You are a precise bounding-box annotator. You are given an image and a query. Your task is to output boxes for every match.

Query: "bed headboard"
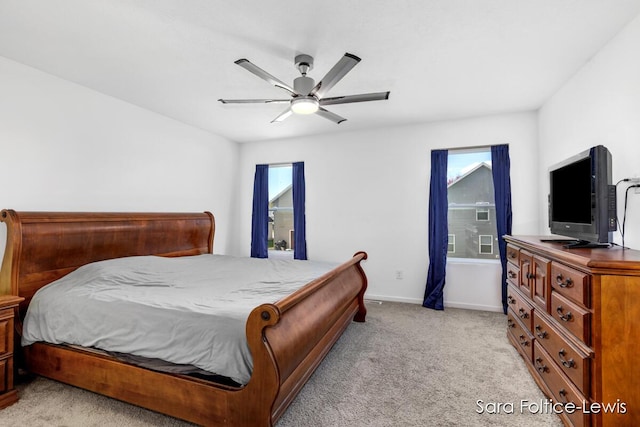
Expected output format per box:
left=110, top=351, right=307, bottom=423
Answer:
left=0, top=210, right=215, bottom=314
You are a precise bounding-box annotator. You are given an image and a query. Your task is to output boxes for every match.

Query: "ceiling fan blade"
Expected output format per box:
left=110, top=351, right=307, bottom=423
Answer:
left=315, top=107, right=346, bottom=124
left=320, top=91, right=390, bottom=106
left=235, top=59, right=296, bottom=96
left=218, top=98, right=290, bottom=104
left=271, top=107, right=294, bottom=123
left=311, top=53, right=361, bottom=99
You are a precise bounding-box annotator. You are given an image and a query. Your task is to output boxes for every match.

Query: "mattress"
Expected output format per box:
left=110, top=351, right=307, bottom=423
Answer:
left=21, top=254, right=338, bottom=385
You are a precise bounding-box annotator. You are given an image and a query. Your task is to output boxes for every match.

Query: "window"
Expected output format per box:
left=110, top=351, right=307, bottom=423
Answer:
left=479, top=235, right=494, bottom=254
left=447, top=148, right=499, bottom=260
left=251, top=162, right=306, bottom=260
left=448, top=234, right=456, bottom=253
left=268, top=164, right=293, bottom=258
left=476, top=208, right=489, bottom=221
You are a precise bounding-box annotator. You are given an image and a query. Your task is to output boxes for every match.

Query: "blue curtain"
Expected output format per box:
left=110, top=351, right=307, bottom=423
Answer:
left=491, top=145, right=513, bottom=314
left=250, top=164, right=269, bottom=258
left=423, top=149, right=448, bottom=310
left=292, top=162, right=307, bottom=260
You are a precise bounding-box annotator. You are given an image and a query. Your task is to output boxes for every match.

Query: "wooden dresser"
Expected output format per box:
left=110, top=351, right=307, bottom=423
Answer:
left=0, top=295, right=23, bottom=409
left=504, top=236, right=640, bottom=427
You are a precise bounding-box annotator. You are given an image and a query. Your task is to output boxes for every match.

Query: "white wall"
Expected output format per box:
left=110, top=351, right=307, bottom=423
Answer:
left=539, top=15, right=640, bottom=249
left=0, top=56, right=239, bottom=260
left=235, top=112, right=538, bottom=311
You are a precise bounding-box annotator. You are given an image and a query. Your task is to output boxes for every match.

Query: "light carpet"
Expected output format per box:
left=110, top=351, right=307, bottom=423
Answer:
left=1, top=301, right=563, bottom=426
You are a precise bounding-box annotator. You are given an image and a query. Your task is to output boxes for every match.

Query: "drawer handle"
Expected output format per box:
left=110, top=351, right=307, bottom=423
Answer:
left=507, top=319, right=515, bottom=328
left=556, top=274, right=574, bottom=288
left=534, top=357, right=548, bottom=373
left=558, top=349, right=576, bottom=369
left=509, top=252, right=517, bottom=259
left=556, top=305, right=573, bottom=322
left=518, top=335, right=529, bottom=347
left=526, top=272, right=535, bottom=280
left=508, top=270, right=517, bottom=279
left=534, top=325, right=548, bottom=339
left=558, top=389, right=569, bottom=403
left=518, top=308, right=529, bottom=319
left=507, top=295, right=516, bottom=305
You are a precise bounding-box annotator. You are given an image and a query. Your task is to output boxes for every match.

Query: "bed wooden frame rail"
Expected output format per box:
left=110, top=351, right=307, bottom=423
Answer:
left=0, top=209, right=368, bottom=426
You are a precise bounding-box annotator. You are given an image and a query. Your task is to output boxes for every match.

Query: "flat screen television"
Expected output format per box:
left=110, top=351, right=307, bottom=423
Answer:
left=547, top=145, right=616, bottom=248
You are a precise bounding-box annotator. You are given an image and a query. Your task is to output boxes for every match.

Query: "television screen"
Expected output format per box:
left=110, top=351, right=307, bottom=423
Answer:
left=550, top=157, right=591, bottom=224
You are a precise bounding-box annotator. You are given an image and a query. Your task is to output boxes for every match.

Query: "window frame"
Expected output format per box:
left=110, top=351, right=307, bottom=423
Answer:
left=476, top=208, right=490, bottom=221
left=479, top=235, right=494, bottom=255
left=446, top=147, right=498, bottom=260
left=267, top=164, right=294, bottom=257
left=447, top=234, right=456, bottom=253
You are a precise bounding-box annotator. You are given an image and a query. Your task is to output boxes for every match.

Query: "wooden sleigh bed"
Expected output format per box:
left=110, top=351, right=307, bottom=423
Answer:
left=0, top=209, right=368, bottom=426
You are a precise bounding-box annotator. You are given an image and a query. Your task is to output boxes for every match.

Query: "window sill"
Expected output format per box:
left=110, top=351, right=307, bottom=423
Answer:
left=446, top=257, right=501, bottom=265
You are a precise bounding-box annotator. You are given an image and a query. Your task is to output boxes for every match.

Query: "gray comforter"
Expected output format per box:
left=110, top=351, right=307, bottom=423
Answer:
left=21, top=254, right=337, bottom=385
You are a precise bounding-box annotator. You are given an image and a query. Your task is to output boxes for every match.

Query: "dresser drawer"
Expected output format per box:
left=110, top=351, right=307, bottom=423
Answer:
left=507, top=285, right=533, bottom=331
left=0, top=358, right=7, bottom=394
left=0, top=296, right=21, bottom=410
left=506, top=262, right=520, bottom=288
left=551, top=292, right=591, bottom=345
left=532, top=255, right=551, bottom=312
left=551, top=263, right=590, bottom=308
left=507, top=310, right=533, bottom=363
left=507, top=244, right=520, bottom=265
left=533, top=311, right=591, bottom=394
left=533, top=342, right=590, bottom=427
left=519, top=251, right=533, bottom=296
left=0, top=317, right=9, bottom=356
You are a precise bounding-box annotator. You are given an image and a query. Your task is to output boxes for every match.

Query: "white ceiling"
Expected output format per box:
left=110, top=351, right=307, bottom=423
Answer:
left=1, top=0, right=639, bottom=143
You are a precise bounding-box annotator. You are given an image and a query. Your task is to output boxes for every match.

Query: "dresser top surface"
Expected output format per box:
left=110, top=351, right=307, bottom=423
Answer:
left=505, top=235, right=640, bottom=273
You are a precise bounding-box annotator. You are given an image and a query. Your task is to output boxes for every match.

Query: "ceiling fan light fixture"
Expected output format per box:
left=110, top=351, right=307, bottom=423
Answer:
left=291, top=96, right=319, bottom=115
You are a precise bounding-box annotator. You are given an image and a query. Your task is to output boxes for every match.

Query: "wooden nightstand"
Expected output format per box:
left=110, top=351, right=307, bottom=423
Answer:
left=0, top=295, right=23, bottom=409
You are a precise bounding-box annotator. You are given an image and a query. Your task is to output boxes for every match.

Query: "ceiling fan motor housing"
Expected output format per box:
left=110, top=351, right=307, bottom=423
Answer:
left=294, top=76, right=315, bottom=95
left=294, top=54, right=315, bottom=95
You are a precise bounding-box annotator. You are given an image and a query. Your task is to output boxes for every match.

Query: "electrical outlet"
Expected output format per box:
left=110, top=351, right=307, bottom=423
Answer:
left=634, top=175, right=640, bottom=193
left=395, top=270, right=403, bottom=280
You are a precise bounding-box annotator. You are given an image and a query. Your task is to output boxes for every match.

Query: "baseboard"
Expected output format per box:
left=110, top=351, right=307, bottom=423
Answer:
left=365, top=294, right=423, bottom=305
left=365, top=294, right=503, bottom=313
left=444, top=300, right=503, bottom=313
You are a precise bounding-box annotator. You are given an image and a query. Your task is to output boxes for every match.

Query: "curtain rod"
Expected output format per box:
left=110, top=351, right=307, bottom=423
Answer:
left=261, top=161, right=300, bottom=166
left=432, top=143, right=509, bottom=152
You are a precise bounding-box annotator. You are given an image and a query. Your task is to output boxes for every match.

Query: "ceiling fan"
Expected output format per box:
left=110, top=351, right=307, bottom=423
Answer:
left=218, top=53, right=390, bottom=124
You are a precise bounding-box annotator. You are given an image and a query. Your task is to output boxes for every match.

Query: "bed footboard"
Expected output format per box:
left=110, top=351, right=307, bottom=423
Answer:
left=236, top=251, right=368, bottom=425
